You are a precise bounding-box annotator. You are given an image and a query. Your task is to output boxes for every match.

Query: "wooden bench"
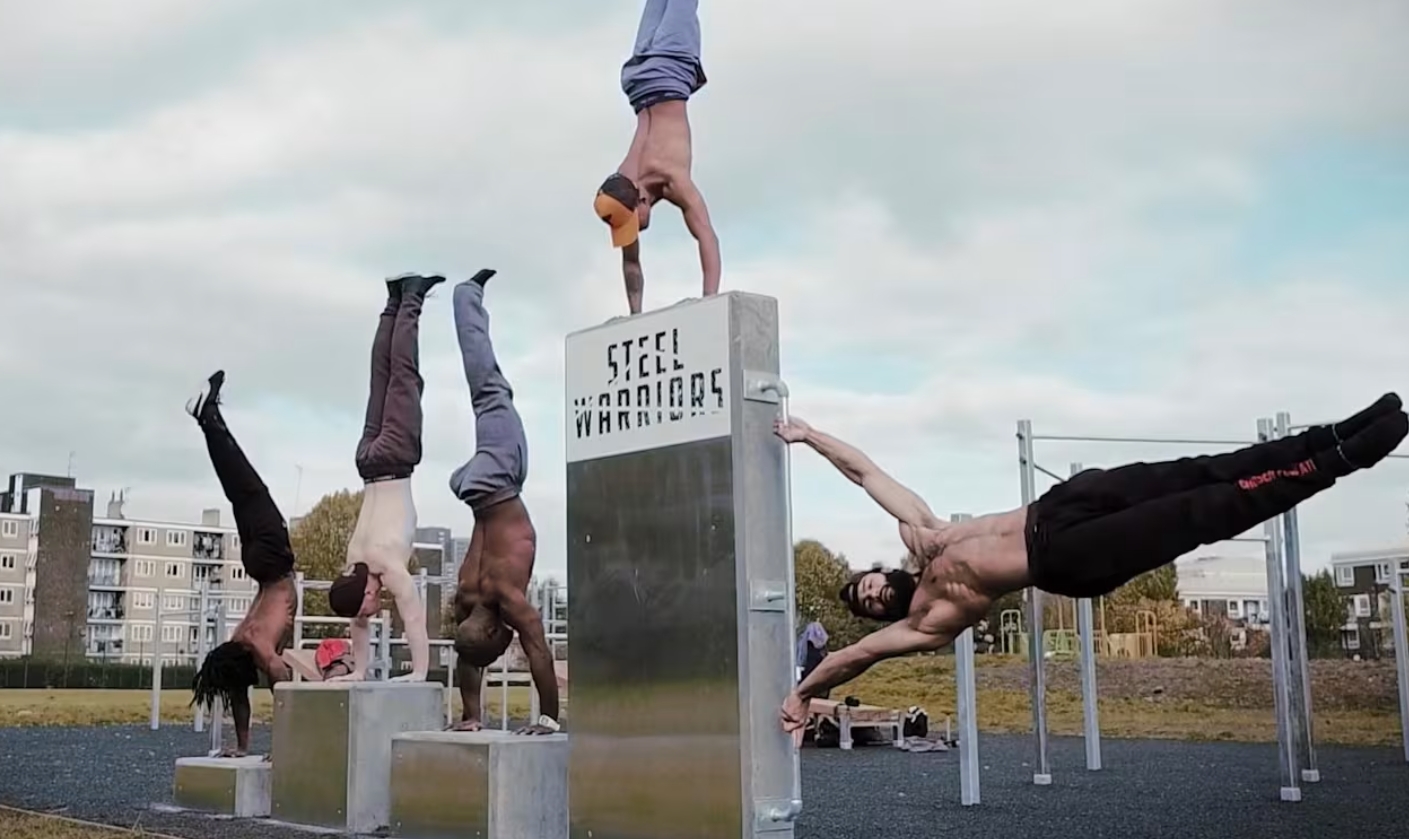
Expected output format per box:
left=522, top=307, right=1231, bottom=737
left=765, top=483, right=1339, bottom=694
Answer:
left=808, top=698, right=903, bottom=750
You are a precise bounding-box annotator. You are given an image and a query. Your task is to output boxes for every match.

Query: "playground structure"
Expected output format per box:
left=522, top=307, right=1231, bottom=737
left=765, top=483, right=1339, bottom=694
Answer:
left=1015, top=411, right=1409, bottom=800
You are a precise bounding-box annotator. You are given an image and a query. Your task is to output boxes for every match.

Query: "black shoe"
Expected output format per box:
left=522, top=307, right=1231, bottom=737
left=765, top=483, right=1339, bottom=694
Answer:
left=185, top=370, right=226, bottom=425
left=1333, top=393, right=1402, bottom=443
left=388, top=273, right=446, bottom=299
left=466, top=268, right=496, bottom=287
left=1333, top=410, right=1407, bottom=474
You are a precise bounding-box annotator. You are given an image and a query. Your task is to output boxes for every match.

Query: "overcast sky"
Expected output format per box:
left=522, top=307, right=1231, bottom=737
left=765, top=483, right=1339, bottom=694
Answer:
left=2, top=0, right=1406, bottom=583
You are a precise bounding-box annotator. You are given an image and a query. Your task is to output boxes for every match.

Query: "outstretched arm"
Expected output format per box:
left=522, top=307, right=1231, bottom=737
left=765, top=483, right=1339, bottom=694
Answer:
left=500, top=591, right=561, bottom=729
left=776, top=417, right=940, bottom=530
left=795, top=619, right=950, bottom=702
left=672, top=179, right=721, bottom=296
left=382, top=567, right=430, bottom=681
left=621, top=241, right=645, bottom=315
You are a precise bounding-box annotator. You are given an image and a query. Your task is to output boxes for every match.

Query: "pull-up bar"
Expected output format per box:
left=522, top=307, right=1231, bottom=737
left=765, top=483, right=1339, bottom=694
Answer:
left=1029, top=433, right=1258, bottom=447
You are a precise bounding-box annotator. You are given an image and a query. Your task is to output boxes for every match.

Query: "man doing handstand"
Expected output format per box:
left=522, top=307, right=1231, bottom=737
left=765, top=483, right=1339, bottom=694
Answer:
left=445, top=269, right=560, bottom=735
left=187, top=370, right=295, bottom=757
left=776, top=394, right=1407, bottom=734
left=594, top=0, right=720, bottom=314
left=327, top=274, right=441, bottom=682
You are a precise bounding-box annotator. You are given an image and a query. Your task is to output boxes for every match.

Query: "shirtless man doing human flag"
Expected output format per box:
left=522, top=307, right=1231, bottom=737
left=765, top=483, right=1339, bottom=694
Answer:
left=776, top=394, right=1407, bottom=735
left=327, top=274, right=439, bottom=682
left=445, top=269, right=560, bottom=735
left=594, top=0, right=720, bottom=314
left=186, top=370, right=295, bottom=757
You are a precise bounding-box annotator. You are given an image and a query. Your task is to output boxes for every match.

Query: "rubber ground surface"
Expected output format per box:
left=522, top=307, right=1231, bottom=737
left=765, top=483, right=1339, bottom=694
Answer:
left=2, top=724, right=1404, bottom=837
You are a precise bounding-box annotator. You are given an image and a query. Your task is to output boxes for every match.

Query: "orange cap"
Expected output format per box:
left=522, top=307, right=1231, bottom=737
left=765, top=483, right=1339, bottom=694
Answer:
left=594, top=174, right=642, bottom=248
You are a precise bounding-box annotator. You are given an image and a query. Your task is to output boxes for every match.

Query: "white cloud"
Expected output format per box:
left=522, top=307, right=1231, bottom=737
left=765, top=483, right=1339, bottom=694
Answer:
left=0, top=0, right=1405, bottom=589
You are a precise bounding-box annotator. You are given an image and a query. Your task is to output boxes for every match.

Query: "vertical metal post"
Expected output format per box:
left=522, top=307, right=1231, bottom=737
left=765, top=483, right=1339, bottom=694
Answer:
left=150, top=610, right=163, bottom=731
left=1390, top=560, right=1409, bottom=764
left=211, top=591, right=226, bottom=755
left=292, top=572, right=306, bottom=682
left=951, top=513, right=980, bottom=805
left=1069, top=462, right=1102, bottom=771
left=378, top=608, right=392, bottom=679
left=1016, top=419, right=1051, bottom=785
left=1275, top=412, right=1318, bottom=782
left=1259, top=418, right=1301, bottom=802
left=194, top=582, right=210, bottom=733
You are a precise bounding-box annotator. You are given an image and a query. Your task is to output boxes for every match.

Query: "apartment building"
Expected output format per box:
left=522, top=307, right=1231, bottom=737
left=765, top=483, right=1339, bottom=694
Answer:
left=1177, top=554, right=1271, bottom=625
left=0, top=470, right=259, bottom=665
left=0, top=510, right=34, bottom=657
left=1330, top=545, right=1408, bottom=657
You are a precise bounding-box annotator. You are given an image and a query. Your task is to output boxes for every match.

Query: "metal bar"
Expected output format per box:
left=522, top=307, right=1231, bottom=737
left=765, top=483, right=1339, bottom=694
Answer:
left=1259, top=417, right=1301, bottom=803
left=1391, top=563, right=1409, bottom=764
left=210, top=583, right=226, bottom=756
left=1070, top=462, right=1102, bottom=772
left=1032, top=462, right=1069, bottom=484
left=951, top=513, right=980, bottom=805
left=292, top=572, right=306, bottom=682
left=1017, top=421, right=1051, bottom=785
left=1030, top=434, right=1257, bottom=446
left=150, top=609, right=163, bottom=731
left=194, top=581, right=209, bottom=734
left=1276, top=412, right=1319, bottom=783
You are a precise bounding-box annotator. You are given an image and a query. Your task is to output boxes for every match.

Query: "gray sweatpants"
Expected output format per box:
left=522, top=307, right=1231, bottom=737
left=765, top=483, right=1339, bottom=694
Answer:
left=447, top=280, right=528, bottom=512
left=620, top=0, right=706, bottom=113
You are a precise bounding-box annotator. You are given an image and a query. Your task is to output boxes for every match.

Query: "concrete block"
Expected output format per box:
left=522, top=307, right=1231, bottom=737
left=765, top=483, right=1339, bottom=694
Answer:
left=173, top=755, right=271, bottom=818
left=389, top=730, right=568, bottom=839
left=270, top=680, right=444, bottom=834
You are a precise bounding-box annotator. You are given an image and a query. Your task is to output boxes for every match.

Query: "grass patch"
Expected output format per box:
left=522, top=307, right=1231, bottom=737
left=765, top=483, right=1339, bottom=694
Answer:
left=0, top=807, right=176, bottom=838
left=0, top=687, right=536, bottom=729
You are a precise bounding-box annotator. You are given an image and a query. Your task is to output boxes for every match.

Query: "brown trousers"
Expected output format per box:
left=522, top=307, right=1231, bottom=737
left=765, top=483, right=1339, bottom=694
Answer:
left=355, top=286, right=429, bottom=481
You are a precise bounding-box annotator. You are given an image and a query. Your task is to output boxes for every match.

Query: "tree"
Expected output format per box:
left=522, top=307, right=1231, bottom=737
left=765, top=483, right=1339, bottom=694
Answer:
left=1114, top=564, right=1179, bottom=604
left=289, top=489, right=364, bottom=636
left=1302, top=569, right=1347, bottom=658
left=793, top=539, right=877, bottom=649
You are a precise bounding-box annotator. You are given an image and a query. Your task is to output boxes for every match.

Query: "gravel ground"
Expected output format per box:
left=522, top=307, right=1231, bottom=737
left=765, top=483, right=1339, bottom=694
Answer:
left=1, top=724, right=1405, bottom=838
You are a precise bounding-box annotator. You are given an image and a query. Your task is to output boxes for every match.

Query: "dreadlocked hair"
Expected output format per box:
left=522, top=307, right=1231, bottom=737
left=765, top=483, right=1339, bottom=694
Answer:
left=190, top=641, right=258, bottom=711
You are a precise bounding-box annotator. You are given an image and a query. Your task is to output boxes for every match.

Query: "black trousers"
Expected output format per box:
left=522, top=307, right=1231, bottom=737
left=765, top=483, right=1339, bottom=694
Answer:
left=1026, top=412, right=1405, bottom=598
left=200, top=406, right=295, bottom=586
left=356, top=286, right=429, bottom=482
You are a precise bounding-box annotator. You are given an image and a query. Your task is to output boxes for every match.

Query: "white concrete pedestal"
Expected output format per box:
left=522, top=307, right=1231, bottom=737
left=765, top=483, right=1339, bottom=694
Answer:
left=270, top=681, right=443, bottom=833
left=173, top=755, right=271, bottom=817
left=389, top=730, right=569, bottom=839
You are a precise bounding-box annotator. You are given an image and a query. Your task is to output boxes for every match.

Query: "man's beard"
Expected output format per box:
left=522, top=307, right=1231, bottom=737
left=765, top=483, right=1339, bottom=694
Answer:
left=879, top=570, right=919, bottom=622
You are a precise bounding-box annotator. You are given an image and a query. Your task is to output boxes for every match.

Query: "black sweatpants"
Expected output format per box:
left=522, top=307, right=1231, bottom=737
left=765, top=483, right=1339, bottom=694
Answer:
left=200, top=405, right=295, bottom=586
left=1026, top=409, right=1406, bottom=598
left=355, top=282, right=431, bottom=482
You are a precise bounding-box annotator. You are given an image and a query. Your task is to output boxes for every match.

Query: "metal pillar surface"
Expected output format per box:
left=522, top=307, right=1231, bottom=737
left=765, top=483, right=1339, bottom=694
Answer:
left=1275, top=413, right=1318, bottom=782
left=1258, top=418, right=1301, bottom=802
left=1015, top=420, right=1051, bottom=785
left=564, top=292, right=797, bottom=838
left=1391, top=561, right=1409, bottom=764
left=1069, top=462, right=1102, bottom=771
left=951, top=513, right=980, bottom=805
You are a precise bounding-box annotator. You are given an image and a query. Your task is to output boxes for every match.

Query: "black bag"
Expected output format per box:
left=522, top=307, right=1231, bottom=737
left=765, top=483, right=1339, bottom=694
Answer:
left=903, top=706, right=929, bottom=739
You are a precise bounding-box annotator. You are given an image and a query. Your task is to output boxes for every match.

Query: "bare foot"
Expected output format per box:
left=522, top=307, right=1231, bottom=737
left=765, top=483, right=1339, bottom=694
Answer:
left=390, top=672, right=426, bottom=683
left=448, top=720, right=483, bottom=732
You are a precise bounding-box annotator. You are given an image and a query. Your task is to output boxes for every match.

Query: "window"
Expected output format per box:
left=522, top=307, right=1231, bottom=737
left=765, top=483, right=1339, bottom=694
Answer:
left=162, top=595, right=185, bottom=612
left=1376, top=563, right=1392, bottom=584
left=165, top=562, right=182, bottom=578
left=165, top=530, right=188, bottom=548
left=231, top=534, right=240, bottom=549
left=0, top=622, right=10, bottom=639
left=136, top=528, right=157, bottom=545
left=229, top=566, right=247, bottom=581
left=134, top=560, right=155, bottom=577
left=131, top=592, right=154, bottom=610
left=1335, top=566, right=1354, bottom=587
left=1342, top=627, right=1361, bottom=650
left=128, top=624, right=154, bottom=642
left=0, top=589, right=13, bottom=605
left=0, top=554, right=14, bottom=570
left=1353, top=594, right=1372, bottom=618
left=1, top=521, right=18, bottom=538
left=25, top=588, right=33, bottom=604
left=161, top=625, right=182, bottom=643
left=1226, top=600, right=1241, bottom=618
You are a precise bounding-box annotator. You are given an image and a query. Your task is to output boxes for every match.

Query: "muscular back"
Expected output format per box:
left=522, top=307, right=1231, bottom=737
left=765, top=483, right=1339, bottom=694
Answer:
left=455, top=498, right=537, bottom=613
left=232, top=574, right=296, bottom=669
